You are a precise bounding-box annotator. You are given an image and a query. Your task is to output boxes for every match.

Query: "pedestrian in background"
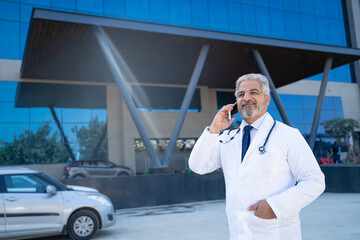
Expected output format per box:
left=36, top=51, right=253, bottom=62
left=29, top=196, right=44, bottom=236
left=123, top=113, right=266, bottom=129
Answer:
left=332, top=141, right=343, bottom=164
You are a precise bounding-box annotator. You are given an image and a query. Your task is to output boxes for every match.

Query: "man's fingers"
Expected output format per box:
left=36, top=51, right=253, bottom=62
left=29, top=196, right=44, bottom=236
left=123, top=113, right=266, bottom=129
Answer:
left=222, top=104, right=234, bottom=113
left=250, top=200, right=277, bottom=219
left=229, top=116, right=236, bottom=122
left=248, top=202, right=259, bottom=211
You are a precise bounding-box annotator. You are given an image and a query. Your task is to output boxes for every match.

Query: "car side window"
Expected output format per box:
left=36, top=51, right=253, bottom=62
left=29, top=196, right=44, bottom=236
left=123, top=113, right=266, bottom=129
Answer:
left=82, top=161, right=97, bottom=167
left=4, top=174, right=48, bottom=193
left=97, top=161, right=110, bottom=168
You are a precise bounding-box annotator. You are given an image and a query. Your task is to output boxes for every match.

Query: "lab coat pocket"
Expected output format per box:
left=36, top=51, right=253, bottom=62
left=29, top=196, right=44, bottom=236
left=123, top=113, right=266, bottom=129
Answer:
left=249, top=214, right=279, bottom=240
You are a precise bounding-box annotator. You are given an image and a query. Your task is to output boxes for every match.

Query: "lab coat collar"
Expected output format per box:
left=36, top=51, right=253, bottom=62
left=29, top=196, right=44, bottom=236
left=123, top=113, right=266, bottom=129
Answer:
left=239, top=112, right=267, bottom=131
left=242, top=112, right=275, bottom=162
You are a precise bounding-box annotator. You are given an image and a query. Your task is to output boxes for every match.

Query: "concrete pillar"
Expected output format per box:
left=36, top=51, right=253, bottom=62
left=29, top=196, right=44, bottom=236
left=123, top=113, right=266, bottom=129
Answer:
left=199, top=86, right=215, bottom=126
left=106, top=84, right=135, bottom=170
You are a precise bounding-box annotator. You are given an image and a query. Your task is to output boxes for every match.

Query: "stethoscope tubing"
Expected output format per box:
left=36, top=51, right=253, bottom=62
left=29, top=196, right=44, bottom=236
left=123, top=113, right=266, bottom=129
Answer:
left=219, top=118, right=277, bottom=154
left=258, top=118, right=276, bottom=153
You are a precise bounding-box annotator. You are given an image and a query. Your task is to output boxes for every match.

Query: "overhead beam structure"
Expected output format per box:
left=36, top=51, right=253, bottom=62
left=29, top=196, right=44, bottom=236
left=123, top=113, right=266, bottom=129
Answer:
left=252, top=49, right=291, bottom=126
left=93, top=122, right=108, bottom=159
left=309, top=57, right=333, bottom=150
left=20, top=9, right=360, bottom=167
left=162, top=44, right=210, bottom=167
left=95, top=29, right=162, bottom=168
left=49, top=105, right=76, bottom=162
left=22, top=9, right=360, bottom=89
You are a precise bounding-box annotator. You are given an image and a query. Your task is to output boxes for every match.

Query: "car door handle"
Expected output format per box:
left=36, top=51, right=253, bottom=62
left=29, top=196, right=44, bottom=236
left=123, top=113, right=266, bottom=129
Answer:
left=5, top=197, right=19, bottom=202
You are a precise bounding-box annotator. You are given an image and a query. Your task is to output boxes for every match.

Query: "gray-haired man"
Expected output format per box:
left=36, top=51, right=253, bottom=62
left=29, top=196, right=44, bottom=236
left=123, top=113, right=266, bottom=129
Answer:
left=189, top=73, right=325, bottom=240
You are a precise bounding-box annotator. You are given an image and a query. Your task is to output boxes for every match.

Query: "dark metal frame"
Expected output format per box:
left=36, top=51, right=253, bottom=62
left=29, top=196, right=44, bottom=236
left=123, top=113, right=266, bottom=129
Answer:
left=252, top=49, right=291, bottom=126
left=95, top=28, right=162, bottom=167
left=308, top=57, right=333, bottom=150
left=93, top=122, right=108, bottom=159
left=49, top=105, right=76, bottom=161
left=162, top=44, right=210, bottom=167
left=96, top=27, right=210, bottom=167
left=30, top=8, right=360, bottom=57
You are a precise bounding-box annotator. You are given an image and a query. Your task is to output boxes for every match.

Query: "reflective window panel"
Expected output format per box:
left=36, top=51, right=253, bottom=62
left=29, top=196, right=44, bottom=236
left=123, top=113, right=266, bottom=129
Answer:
left=0, top=81, right=107, bottom=166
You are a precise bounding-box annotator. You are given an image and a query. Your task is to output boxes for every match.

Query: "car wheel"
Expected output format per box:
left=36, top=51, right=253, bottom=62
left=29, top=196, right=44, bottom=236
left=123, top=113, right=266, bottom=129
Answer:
left=67, top=210, right=99, bottom=240
left=73, top=175, right=85, bottom=179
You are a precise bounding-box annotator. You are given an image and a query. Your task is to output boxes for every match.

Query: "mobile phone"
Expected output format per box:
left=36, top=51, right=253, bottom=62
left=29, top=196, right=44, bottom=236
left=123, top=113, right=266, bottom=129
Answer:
left=228, top=103, right=238, bottom=120
left=230, top=103, right=238, bottom=116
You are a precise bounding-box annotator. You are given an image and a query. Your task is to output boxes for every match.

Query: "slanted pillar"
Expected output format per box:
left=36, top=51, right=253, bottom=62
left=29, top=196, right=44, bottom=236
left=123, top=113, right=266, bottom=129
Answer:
left=252, top=49, right=291, bottom=126
left=162, top=44, right=210, bottom=167
left=309, top=57, right=333, bottom=150
left=49, top=106, right=76, bottom=161
left=93, top=122, right=107, bottom=158
left=95, top=30, right=162, bottom=168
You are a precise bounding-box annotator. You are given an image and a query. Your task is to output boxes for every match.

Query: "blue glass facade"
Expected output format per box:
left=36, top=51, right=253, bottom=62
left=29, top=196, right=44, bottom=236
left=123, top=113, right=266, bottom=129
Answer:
left=216, top=91, right=344, bottom=158
left=0, top=0, right=356, bottom=166
left=0, top=0, right=352, bottom=82
left=217, top=91, right=343, bottom=136
left=0, top=81, right=107, bottom=165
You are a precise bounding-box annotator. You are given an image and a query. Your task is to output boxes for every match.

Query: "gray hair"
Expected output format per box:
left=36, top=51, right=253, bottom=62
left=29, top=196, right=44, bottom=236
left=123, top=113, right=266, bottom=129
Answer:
left=234, top=73, right=270, bottom=98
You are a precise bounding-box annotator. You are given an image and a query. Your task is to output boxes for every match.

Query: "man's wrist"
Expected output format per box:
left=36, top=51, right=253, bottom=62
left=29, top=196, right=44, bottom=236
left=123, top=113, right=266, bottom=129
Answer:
left=208, top=126, right=219, bottom=134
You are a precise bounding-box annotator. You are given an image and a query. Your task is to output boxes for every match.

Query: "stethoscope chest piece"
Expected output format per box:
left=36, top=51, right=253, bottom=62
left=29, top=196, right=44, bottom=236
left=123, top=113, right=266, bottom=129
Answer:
left=257, top=117, right=276, bottom=154
left=258, top=146, right=266, bottom=154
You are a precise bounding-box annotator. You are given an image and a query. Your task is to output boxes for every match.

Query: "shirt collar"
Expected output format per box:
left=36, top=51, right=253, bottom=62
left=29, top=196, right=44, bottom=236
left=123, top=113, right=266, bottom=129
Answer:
left=240, top=112, right=268, bottom=130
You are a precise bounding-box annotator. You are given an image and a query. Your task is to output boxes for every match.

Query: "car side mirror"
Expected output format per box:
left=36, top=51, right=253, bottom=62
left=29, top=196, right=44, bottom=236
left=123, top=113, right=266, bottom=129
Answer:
left=46, top=185, right=57, bottom=195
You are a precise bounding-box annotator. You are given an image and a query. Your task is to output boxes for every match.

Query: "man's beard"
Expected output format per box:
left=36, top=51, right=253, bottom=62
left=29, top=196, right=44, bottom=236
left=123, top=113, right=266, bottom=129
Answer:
left=239, top=99, right=267, bottom=118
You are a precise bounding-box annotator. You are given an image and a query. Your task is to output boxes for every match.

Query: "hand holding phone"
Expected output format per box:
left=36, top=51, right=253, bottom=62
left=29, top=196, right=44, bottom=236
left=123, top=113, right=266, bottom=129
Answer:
left=228, top=103, right=238, bottom=120
left=210, top=103, right=237, bottom=133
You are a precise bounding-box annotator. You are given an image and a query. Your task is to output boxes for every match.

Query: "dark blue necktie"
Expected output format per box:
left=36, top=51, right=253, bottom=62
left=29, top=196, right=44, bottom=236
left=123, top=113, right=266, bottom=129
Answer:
left=242, top=125, right=253, bottom=162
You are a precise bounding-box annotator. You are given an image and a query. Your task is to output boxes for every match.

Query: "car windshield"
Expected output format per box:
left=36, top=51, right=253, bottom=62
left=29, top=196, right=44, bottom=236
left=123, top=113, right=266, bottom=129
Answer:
left=38, top=172, right=72, bottom=191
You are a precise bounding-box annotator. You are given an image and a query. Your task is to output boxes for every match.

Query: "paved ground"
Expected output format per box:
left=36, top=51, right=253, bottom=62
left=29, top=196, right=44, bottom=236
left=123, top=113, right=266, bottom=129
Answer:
left=38, top=193, right=360, bottom=240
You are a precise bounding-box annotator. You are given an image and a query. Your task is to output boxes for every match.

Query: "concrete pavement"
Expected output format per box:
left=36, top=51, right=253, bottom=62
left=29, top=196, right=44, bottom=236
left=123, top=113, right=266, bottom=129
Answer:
left=300, top=193, right=360, bottom=240
left=39, top=193, right=360, bottom=240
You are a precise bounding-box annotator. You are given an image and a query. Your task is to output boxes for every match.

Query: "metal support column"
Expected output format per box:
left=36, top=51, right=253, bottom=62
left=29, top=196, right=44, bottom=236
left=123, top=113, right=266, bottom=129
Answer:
left=309, top=57, right=333, bottom=150
left=252, top=49, right=292, bottom=126
left=162, top=44, right=210, bottom=167
left=95, top=30, right=162, bottom=168
left=49, top=106, right=76, bottom=161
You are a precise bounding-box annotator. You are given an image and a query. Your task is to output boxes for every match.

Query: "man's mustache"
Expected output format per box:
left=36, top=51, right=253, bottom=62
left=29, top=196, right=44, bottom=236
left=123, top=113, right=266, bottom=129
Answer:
left=241, top=100, right=256, bottom=107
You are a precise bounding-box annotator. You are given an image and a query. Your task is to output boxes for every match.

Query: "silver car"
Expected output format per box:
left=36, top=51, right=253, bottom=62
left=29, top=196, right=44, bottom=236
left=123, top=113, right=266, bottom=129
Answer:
left=0, top=167, right=116, bottom=240
left=64, top=159, right=134, bottom=179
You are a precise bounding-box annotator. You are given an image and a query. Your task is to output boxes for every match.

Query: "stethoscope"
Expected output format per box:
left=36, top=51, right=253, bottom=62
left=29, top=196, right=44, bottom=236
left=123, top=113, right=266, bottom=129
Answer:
left=219, top=117, right=277, bottom=154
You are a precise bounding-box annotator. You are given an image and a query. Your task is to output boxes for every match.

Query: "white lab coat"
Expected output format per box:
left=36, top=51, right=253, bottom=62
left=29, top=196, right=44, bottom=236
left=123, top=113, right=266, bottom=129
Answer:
left=189, top=113, right=325, bottom=240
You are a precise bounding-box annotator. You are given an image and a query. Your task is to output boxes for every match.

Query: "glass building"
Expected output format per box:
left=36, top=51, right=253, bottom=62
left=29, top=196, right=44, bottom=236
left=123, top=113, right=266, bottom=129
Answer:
left=0, top=0, right=360, bottom=178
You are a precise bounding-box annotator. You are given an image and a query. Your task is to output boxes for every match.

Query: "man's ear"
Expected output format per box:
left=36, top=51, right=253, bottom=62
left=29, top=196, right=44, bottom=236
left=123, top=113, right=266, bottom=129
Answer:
left=265, top=95, right=271, bottom=105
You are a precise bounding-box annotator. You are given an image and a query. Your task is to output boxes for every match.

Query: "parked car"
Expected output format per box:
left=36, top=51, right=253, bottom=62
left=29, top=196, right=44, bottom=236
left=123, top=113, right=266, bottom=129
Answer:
left=0, top=167, right=116, bottom=240
left=64, top=159, right=134, bottom=179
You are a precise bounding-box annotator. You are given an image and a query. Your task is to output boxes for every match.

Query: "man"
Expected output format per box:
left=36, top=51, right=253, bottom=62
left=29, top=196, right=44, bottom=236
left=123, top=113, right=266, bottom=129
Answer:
left=332, top=141, right=343, bottom=164
left=189, top=73, right=325, bottom=240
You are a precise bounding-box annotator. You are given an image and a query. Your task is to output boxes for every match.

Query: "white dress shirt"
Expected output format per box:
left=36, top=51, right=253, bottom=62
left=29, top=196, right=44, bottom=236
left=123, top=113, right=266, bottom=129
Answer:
left=239, top=112, right=268, bottom=143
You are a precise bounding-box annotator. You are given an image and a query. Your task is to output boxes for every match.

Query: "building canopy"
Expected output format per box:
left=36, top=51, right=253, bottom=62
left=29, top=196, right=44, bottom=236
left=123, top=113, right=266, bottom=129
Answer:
left=18, top=8, right=360, bottom=168
left=21, top=9, right=360, bottom=89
